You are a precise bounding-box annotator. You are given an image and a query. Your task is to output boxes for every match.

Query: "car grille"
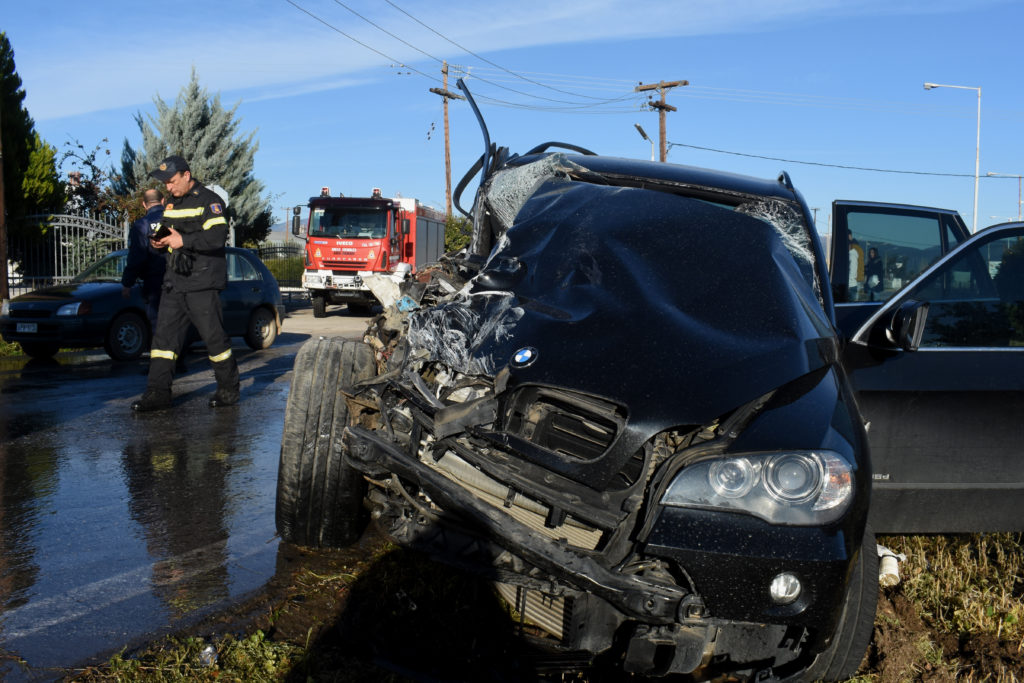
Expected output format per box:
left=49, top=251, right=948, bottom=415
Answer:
left=501, top=387, right=624, bottom=462
left=323, top=264, right=362, bottom=272
left=10, top=309, right=51, bottom=319
left=423, top=446, right=603, bottom=551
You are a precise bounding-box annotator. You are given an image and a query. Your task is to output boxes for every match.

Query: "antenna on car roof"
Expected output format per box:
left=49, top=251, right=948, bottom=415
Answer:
left=457, top=78, right=491, bottom=194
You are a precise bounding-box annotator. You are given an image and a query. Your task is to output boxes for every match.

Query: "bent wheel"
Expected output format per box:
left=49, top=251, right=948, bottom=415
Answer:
left=275, top=337, right=376, bottom=548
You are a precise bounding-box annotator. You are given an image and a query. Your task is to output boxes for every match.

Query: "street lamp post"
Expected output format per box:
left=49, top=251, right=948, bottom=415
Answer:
left=634, top=124, right=655, bottom=162
left=924, top=82, right=982, bottom=232
left=985, top=172, right=1022, bottom=221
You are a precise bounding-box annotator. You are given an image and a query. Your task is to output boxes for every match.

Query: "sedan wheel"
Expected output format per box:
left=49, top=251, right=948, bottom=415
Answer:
left=104, top=311, right=148, bottom=361
left=245, top=307, right=278, bottom=350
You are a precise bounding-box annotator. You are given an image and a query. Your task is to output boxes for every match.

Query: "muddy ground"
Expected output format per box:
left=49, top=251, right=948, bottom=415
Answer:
left=74, top=526, right=1024, bottom=682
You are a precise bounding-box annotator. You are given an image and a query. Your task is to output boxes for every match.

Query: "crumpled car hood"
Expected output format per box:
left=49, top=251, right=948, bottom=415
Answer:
left=408, top=175, right=836, bottom=429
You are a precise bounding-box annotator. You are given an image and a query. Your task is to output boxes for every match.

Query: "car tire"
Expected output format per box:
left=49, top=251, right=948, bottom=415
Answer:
left=244, top=306, right=277, bottom=350
left=275, top=337, right=376, bottom=548
left=104, top=311, right=149, bottom=361
left=20, top=341, right=60, bottom=360
left=800, top=525, right=879, bottom=681
left=312, top=295, right=327, bottom=318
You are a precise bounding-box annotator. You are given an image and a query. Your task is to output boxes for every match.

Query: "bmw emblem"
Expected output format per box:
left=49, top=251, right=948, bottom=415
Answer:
left=512, top=347, right=538, bottom=368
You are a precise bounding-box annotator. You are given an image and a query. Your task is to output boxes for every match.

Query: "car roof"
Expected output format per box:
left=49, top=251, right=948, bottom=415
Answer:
left=833, top=199, right=961, bottom=214
left=511, top=152, right=803, bottom=204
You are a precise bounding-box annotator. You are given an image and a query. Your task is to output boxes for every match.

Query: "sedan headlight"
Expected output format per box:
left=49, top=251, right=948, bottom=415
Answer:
left=56, top=301, right=90, bottom=316
left=661, top=450, right=853, bottom=525
left=1, top=300, right=9, bottom=317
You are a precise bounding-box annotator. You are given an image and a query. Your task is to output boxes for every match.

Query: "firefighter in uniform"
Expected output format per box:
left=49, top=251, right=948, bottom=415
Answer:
left=131, top=155, right=240, bottom=412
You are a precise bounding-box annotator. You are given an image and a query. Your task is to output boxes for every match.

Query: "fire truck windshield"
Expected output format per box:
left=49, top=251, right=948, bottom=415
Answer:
left=310, top=208, right=388, bottom=239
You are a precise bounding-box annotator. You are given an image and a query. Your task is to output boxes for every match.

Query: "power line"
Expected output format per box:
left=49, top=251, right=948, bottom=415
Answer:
left=286, top=0, right=641, bottom=108
left=329, top=0, right=443, bottom=63
left=284, top=0, right=440, bottom=82
left=669, top=142, right=975, bottom=177
left=382, top=0, right=628, bottom=104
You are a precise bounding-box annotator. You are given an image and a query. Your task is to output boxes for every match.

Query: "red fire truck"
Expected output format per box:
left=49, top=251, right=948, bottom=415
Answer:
left=293, top=188, right=447, bottom=317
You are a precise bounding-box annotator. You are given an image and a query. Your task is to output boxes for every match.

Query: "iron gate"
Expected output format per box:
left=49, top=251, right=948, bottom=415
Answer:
left=5, top=212, right=128, bottom=297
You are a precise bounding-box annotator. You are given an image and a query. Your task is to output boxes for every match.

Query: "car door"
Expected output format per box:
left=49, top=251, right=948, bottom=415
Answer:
left=219, top=252, right=263, bottom=335
left=830, top=201, right=970, bottom=338
left=843, top=223, right=1024, bottom=533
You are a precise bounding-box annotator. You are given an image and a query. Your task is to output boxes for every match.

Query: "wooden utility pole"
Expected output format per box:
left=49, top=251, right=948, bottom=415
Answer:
left=634, top=80, right=688, bottom=162
left=429, top=62, right=464, bottom=217
left=0, top=106, right=8, bottom=302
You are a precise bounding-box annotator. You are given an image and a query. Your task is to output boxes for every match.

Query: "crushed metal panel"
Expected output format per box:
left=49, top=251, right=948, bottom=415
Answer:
left=406, top=176, right=834, bottom=427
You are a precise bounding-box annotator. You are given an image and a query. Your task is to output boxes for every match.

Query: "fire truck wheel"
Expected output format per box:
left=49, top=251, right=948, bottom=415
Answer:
left=312, top=295, right=327, bottom=318
left=276, top=337, right=377, bottom=548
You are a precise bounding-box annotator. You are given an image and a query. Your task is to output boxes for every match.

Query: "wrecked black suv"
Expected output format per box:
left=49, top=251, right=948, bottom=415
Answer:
left=275, top=147, right=877, bottom=679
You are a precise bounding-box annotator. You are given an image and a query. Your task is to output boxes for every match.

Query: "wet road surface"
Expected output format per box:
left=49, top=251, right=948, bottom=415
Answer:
left=0, top=305, right=368, bottom=680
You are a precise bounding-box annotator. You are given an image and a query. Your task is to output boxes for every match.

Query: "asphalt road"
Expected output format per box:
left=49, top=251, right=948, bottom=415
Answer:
left=0, top=301, right=371, bottom=681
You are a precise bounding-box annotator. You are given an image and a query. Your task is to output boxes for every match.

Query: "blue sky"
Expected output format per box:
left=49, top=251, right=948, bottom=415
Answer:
left=5, top=0, right=1024, bottom=236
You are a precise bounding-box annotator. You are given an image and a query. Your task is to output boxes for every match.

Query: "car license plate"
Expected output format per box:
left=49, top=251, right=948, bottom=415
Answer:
left=16, top=322, right=37, bottom=333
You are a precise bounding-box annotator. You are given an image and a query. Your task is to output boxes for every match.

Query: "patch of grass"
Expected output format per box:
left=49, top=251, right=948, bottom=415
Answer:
left=0, top=338, right=21, bottom=357
left=69, top=631, right=302, bottom=682
left=881, top=533, right=1024, bottom=643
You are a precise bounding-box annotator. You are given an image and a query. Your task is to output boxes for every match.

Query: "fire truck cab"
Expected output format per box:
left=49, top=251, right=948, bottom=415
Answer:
left=294, top=188, right=446, bottom=317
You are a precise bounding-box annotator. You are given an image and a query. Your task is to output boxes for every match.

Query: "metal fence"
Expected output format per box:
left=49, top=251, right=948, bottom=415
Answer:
left=4, top=221, right=306, bottom=299
left=5, top=212, right=128, bottom=298
left=256, top=241, right=304, bottom=289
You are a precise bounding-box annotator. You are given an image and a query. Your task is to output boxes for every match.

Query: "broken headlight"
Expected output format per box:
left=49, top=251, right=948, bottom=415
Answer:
left=660, top=451, right=853, bottom=525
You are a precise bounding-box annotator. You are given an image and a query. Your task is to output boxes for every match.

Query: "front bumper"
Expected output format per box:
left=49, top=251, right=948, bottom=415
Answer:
left=343, top=423, right=852, bottom=646
left=344, top=424, right=686, bottom=622
left=302, top=270, right=369, bottom=293
left=0, top=316, right=99, bottom=346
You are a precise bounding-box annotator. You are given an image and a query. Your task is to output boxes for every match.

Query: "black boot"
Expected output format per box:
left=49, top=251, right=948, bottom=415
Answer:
left=132, top=389, right=172, bottom=412
left=208, top=388, right=239, bottom=408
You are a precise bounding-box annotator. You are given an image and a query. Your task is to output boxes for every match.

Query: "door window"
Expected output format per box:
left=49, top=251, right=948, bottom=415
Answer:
left=841, top=209, right=946, bottom=304
left=907, top=231, right=1024, bottom=348
left=227, top=253, right=260, bottom=282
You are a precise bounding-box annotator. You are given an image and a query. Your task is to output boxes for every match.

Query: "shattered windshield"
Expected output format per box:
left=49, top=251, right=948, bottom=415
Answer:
left=471, top=154, right=819, bottom=299
left=310, top=207, right=388, bottom=239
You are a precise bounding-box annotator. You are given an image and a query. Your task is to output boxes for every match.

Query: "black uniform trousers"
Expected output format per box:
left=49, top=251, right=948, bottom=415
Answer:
left=147, top=286, right=239, bottom=396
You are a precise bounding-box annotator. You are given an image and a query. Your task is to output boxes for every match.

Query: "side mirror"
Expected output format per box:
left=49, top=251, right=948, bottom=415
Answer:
left=886, top=299, right=929, bottom=352
left=291, top=206, right=304, bottom=239
left=402, top=218, right=410, bottom=236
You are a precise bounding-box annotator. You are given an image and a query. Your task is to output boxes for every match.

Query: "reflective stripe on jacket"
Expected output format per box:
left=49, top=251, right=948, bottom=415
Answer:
left=162, top=182, right=229, bottom=292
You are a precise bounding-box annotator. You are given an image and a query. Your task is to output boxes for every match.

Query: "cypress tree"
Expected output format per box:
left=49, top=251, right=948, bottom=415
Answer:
left=120, top=68, right=273, bottom=244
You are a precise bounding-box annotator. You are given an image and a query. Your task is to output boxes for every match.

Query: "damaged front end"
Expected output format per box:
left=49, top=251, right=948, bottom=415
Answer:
left=330, top=154, right=872, bottom=679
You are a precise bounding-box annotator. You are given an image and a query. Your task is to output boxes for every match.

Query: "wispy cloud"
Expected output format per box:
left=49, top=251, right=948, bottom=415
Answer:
left=7, top=0, right=1003, bottom=120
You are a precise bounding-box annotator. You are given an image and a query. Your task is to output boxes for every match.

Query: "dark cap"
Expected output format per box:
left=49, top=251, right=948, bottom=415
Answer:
left=149, top=155, right=191, bottom=181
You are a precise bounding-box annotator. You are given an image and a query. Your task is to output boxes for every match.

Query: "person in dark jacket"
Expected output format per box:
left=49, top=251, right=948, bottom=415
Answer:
left=121, top=188, right=166, bottom=327
left=131, top=155, right=240, bottom=412
left=864, top=246, right=884, bottom=300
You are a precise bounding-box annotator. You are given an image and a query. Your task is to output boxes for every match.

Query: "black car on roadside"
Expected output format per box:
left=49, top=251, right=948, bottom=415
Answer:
left=1, top=247, right=285, bottom=361
left=275, top=138, right=882, bottom=679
